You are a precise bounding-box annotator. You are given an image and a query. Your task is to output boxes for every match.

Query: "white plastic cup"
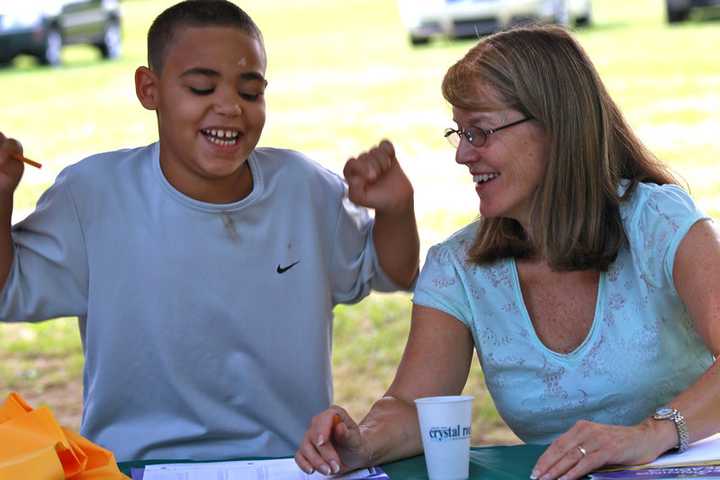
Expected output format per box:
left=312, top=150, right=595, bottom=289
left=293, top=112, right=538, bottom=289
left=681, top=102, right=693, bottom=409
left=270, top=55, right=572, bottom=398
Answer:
left=414, top=395, right=474, bottom=480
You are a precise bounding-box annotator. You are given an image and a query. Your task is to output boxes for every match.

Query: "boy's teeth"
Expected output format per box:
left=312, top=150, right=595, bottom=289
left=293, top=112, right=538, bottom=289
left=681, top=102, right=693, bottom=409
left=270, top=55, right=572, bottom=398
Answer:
left=473, top=173, right=500, bottom=184
left=209, top=137, right=236, bottom=146
left=203, top=128, right=240, bottom=144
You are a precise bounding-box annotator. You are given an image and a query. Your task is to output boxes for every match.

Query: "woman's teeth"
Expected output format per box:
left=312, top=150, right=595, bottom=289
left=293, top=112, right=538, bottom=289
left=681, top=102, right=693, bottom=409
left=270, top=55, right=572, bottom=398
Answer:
left=473, top=173, right=500, bottom=184
left=202, top=128, right=240, bottom=145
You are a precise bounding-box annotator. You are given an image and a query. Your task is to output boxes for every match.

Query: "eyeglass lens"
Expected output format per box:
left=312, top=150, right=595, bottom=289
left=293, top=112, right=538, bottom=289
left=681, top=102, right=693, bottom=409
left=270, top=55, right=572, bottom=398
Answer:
left=445, top=127, right=486, bottom=148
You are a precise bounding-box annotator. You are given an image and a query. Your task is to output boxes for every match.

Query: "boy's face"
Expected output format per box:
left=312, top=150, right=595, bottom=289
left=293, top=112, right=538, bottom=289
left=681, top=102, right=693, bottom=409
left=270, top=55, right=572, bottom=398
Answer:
left=136, top=26, right=267, bottom=203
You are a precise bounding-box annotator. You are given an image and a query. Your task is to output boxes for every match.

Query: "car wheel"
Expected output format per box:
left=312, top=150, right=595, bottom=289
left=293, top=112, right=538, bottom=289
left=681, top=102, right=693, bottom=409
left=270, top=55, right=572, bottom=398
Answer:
left=98, top=21, right=121, bottom=59
left=38, top=27, right=62, bottom=66
left=409, top=34, right=430, bottom=46
left=667, top=7, right=690, bottom=22
left=666, top=0, right=691, bottom=22
left=574, top=9, right=592, bottom=27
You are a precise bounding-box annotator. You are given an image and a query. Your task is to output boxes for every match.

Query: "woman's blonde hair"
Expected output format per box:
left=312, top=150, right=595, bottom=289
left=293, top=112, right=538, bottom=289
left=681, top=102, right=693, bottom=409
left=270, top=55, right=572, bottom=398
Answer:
left=442, top=24, right=678, bottom=271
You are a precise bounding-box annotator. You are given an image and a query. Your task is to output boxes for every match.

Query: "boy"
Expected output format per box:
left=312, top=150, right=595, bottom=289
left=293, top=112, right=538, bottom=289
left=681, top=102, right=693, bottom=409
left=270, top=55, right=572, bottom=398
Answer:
left=0, top=0, right=418, bottom=463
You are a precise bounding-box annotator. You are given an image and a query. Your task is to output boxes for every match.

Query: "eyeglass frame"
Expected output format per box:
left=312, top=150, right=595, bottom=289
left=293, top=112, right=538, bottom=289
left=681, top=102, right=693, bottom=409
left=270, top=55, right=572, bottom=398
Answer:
left=444, top=116, right=534, bottom=148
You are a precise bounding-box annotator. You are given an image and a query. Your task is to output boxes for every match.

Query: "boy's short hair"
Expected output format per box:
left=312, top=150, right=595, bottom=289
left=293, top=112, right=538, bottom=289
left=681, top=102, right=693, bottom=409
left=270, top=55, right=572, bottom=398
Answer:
left=148, top=0, right=263, bottom=73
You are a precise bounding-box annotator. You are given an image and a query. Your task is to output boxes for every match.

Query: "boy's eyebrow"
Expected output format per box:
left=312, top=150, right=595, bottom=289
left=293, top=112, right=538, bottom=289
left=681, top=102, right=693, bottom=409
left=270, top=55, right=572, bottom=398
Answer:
left=239, top=72, right=267, bottom=83
left=180, top=67, right=266, bottom=83
left=180, top=67, right=220, bottom=78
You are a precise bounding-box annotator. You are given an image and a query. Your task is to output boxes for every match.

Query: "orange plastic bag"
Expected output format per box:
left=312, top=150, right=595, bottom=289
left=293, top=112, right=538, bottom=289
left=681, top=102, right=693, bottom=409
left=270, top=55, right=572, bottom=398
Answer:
left=0, top=392, right=128, bottom=480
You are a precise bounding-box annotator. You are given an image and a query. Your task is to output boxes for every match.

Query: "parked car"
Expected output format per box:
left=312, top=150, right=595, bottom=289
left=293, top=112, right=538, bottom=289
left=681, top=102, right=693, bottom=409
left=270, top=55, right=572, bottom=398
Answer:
left=397, top=0, right=592, bottom=46
left=666, top=0, right=720, bottom=22
left=0, top=0, right=121, bottom=67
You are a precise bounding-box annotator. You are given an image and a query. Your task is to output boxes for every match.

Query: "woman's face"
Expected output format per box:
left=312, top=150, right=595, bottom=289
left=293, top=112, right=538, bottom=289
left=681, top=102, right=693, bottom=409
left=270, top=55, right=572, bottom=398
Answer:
left=451, top=89, right=549, bottom=229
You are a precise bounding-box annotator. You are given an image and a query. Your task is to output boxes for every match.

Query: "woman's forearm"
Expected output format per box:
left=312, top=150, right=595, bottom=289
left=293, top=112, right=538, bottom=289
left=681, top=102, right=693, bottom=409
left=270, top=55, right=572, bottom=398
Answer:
left=358, top=395, right=424, bottom=466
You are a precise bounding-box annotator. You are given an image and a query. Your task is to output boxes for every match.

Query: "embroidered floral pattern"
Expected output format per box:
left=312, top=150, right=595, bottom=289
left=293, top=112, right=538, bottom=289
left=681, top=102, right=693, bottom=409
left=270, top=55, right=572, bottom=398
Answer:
left=485, top=263, right=513, bottom=289
left=608, top=293, right=625, bottom=311
left=432, top=277, right=456, bottom=289
left=579, top=335, right=606, bottom=378
left=470, top=286, right=486, bottom=300
left=501, top=302, right=520, bottom=314
left=481, top=327, right=513, bottom=347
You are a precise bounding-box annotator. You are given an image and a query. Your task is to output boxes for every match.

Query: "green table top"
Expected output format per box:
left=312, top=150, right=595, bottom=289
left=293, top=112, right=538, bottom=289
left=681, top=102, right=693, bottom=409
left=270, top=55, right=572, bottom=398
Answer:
left=119, top=443, right=547, bottom=480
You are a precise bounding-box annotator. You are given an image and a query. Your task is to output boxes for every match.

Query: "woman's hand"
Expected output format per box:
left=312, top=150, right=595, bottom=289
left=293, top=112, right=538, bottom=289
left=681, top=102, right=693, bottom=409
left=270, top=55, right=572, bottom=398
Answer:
left=294, top=307, right=476, bottom=475
left=295, top=406, right=374, bottom=475
left=531, top=419, right=675, bottom=480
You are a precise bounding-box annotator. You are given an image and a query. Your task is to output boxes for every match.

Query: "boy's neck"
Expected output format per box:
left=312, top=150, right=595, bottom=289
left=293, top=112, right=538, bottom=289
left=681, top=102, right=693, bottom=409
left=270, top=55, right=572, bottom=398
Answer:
left=159, top=156, right=254, bottom=204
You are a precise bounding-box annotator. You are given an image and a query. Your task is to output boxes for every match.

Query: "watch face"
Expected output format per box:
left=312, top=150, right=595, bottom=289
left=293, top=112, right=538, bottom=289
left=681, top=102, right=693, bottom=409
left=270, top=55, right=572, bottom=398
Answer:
left=654, top=407, right=674, bottom=419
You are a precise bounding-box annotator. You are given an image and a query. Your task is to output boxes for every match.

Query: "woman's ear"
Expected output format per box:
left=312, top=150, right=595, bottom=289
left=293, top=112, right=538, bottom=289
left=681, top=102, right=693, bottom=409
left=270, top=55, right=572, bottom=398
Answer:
left=135, top=66, right=159, bottom=111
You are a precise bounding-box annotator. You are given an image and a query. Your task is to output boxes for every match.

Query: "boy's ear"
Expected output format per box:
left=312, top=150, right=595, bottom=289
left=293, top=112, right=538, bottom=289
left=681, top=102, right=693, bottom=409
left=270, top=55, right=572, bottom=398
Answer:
left=135, top=66, right=160, bottom=111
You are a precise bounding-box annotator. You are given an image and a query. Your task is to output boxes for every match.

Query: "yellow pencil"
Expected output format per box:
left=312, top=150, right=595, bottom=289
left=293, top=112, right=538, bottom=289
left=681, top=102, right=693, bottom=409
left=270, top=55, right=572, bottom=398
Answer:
left=12, top=154, right=42, bottom=169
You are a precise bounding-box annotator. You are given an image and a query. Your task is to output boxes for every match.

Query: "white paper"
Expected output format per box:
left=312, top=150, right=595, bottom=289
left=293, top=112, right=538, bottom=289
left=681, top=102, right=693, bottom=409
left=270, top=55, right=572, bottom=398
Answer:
left=142, top=458, right=387, bottom=480
left=646, top=433, right=720, bottom=468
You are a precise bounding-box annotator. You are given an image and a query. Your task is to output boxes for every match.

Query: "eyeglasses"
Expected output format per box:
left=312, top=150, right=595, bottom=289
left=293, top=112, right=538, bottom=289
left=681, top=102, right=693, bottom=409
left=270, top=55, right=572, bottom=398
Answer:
left=444, top=117, right=533, bottom=148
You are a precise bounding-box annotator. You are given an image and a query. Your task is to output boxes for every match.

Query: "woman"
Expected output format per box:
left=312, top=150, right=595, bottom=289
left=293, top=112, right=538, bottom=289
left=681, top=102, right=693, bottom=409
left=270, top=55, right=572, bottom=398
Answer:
left=295, top=25, right=720, bottom=480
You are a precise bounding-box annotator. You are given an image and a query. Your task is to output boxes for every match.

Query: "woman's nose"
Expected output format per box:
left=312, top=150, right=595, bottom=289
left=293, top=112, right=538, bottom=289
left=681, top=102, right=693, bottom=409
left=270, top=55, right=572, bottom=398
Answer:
left=455, top=140, right=478, bottom=165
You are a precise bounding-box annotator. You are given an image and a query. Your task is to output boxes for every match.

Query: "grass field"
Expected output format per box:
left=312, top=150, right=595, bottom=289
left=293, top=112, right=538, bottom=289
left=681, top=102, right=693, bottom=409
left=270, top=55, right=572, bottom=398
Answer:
left=1, top=0, right=719, bottom=446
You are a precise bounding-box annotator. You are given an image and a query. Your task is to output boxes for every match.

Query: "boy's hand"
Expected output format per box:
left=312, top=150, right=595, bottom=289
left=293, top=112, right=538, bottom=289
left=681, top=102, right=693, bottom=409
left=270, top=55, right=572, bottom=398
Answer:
left=0, top=132, right=25, bottom=196
left=344, top=140, right=413, bottom=214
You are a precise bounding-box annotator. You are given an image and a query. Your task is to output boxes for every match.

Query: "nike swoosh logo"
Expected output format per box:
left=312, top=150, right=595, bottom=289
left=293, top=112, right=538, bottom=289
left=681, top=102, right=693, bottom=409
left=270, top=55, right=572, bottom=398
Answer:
left=276, top=261, right=300, bottom=274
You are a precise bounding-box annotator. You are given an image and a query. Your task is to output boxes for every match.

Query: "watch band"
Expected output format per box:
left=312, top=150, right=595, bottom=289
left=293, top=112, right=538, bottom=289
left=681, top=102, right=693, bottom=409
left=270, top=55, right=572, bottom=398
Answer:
left=672, top=410, right=690, bottom=453
left=653, top=407, right=690, bottom=453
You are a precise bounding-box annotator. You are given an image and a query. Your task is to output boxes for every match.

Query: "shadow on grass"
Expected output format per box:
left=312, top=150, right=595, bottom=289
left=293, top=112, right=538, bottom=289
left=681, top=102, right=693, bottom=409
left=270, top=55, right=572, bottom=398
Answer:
left=0, top=54, right=126, bottom=76
left=694, top=5, right=720, bottom=21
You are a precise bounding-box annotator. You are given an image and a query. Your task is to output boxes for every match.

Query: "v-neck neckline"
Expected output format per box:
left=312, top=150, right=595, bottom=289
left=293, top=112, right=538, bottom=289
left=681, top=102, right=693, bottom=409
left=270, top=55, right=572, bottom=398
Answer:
left=509, top=257, right=605, bottom=359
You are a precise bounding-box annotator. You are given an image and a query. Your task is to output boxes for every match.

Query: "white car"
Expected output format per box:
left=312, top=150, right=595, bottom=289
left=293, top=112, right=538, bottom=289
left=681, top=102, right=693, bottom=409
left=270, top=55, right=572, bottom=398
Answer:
left=398, top=0, right=592, bottom=45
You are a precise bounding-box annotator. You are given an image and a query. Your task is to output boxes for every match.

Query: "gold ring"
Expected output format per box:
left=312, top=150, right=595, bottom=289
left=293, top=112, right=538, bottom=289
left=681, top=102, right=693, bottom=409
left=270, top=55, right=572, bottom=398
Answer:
left=577, top=445, right=587, bottom=457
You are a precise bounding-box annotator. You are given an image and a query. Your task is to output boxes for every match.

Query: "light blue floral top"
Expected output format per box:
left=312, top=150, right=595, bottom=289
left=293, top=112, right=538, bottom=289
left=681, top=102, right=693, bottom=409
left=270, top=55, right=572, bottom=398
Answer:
left=413, top=182, right=714, bottom=444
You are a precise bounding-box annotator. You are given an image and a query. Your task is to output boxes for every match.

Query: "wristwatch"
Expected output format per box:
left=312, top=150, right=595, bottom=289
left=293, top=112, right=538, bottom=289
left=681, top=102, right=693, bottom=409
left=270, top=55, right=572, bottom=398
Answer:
left=653, top=407, right=690, bottom=453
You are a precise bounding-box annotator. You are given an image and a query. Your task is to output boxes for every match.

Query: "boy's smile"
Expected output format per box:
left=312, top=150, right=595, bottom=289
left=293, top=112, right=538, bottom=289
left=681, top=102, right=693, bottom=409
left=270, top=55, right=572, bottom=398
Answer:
left=136, top=26, right=267, bottom=204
